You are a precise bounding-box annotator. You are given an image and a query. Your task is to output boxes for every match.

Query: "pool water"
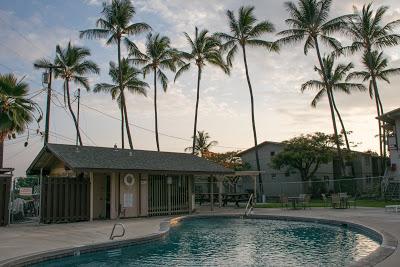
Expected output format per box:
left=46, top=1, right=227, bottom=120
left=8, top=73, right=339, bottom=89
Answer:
left=36, top=217, right=380, bottom=267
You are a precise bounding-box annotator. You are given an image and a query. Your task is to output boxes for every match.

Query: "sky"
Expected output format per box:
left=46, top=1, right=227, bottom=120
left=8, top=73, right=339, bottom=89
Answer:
left=1, top=0, right=400, bottom=177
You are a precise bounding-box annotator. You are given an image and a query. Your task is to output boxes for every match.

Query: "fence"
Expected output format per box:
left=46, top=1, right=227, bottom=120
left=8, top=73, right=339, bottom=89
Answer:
left=0, top=176, right=11, bottom=226
left=40, top=176, right=90, bottom=223
left=148, top=175, right=191, bottom=216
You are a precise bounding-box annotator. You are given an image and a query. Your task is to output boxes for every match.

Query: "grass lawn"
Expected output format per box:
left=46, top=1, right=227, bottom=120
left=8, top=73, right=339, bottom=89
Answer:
left=255, top=199, right=400, bottom=209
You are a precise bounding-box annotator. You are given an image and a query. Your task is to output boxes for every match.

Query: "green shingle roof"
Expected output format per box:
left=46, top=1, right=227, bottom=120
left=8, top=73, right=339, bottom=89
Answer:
left=27, top=143, right=233, bottom=175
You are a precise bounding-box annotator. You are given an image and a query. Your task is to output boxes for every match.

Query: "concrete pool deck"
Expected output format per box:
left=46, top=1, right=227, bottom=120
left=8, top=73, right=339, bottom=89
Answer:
left=0, top=207, right=399, bottom=266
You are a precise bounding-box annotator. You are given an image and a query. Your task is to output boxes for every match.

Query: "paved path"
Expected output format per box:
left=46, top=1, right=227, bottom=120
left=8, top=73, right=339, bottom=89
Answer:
left=0, top=217, right=169, bottom=265
left=0, top=207, right=399, bottom=266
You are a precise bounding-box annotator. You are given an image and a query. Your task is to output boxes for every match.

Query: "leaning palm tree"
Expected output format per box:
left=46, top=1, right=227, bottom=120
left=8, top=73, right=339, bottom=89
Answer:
left=94, top=59, right=148, bottom=147
left=215, top=6, right=278, bottom=193
left=185, top=130, right=218, bottom=157
left=129, top=33, right=177, bottom=151
left=0, top=73, right=42, bottom=167
left=174, top=27, right=229, bottom=155
left=80, top=0, right=150, bottom=149
left=301, top=55, right=366, bottom=150
left=342, top=3, right=400, bottom=159
left=276, top=0, right=352, bottom=175
left=53, top=42, right=99, bottom=146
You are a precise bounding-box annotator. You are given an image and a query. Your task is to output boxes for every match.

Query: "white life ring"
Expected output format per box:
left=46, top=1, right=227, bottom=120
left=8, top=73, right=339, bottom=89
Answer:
left=124, top=174, right=135, bottom=186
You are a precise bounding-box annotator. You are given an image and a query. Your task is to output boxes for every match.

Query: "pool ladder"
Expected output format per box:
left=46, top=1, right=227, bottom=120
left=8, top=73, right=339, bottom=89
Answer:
left=243, top=193, right=254, bottom=217
left=110, top=223, right=126, bottom=240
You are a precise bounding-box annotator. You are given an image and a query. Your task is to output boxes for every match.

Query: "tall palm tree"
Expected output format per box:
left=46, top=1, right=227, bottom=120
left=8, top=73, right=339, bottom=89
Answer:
left=342, top=3, right=400, bottom=160
left=129, top=33, right=177, bottom=151
left=215, top=6, right=278, bottom=193
left=185, top=130, right=218, bottom=157
left=276, top=0, right=352, bottom=175
left=80, top=0, right=150, bottom=149
left=174, top=27, right=229, bottom=155
left=94, top=59, right=148, bottom=147
left=52, top=42, right=99, bottom=146
left=301, top=55, right=366, bottom=150
left=0, top=73, right=42, bottom=167
left=348, top=50, right=400, bottom=126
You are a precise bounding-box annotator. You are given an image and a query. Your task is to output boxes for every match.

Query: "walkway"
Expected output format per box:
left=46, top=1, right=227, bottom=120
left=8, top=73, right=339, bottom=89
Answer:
left=0, top=207, right=399, bottom=266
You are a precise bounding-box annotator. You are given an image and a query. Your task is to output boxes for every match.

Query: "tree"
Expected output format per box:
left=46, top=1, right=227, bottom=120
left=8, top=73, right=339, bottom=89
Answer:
left=175, top=27, right=229, bottom=155
left=276, top=0, right=352, bottom=175
left=94, top=59, right=148, bottom=146
left=129, top=33, right=177, bottom=151
left=215, top=6, right=278, bottom=194
left=271, top=132, right=338, bottom=183
left=301, top=55, right=366, bottom=150
left=185, top=130, right=218, bottom=157
left=80, top=0, right=150, bottom=149
left=342, top=3, right=400, bottom=162
left=51, top=42, right=99, bottom=146
left=0, top=73, right=42, bottom=167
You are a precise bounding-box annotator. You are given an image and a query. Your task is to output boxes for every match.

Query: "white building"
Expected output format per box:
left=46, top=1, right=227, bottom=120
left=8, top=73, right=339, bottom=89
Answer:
left=378, top=107, right=400, bottom=177
left=238, top=141, right=382, bottom=198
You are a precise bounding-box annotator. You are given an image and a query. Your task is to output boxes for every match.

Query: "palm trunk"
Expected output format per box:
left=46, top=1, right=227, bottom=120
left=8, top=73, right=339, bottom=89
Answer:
left=372, top=76, right=385, bottom=174
left=117, top=37, right=133, bottom=149
left=192, top=65, right=201, bottom=155
left=331, top=92, right=350, bottom=150
left=0, top=136, right=4, bottom=169
left=313, top=38, right=344, bottom=177
left=120, top=104, right=124, bottom=149
left=241, top=44, right=263, bottom=195
left=65, top=80, right=83, bottom=146
left=154, top=68, right=160, bottom=151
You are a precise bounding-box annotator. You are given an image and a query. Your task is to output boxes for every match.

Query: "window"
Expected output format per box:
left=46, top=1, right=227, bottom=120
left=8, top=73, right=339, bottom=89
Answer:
left=270, top=151, right=275, bottom=156
left=271, top=173, right=277, bottom=179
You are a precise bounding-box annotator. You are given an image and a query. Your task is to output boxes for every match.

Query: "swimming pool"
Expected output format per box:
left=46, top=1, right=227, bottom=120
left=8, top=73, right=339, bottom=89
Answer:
left=35, top=217, right=380, bottom=266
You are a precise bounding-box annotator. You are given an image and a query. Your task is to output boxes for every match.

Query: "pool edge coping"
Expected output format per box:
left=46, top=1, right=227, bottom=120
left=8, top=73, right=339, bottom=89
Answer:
left=0, top=213, right=396, bottom=267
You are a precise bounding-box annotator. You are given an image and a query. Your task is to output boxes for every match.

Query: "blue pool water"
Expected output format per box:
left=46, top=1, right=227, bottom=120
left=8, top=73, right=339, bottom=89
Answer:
left=36, top=217, right=380, bottom=266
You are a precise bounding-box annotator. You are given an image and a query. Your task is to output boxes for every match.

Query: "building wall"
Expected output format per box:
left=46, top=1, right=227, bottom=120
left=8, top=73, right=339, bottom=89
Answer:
left=390, top=117, right=400, bottom=176
left=92, top=173, right=106, bottom=219
left=119, top=173, right=140, bottom=218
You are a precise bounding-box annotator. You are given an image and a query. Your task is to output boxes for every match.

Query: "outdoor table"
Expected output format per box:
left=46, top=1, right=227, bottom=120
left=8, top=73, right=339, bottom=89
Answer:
left=222, top=193, right=250, bottom=207
left=288, top=197, right=302, bottom=209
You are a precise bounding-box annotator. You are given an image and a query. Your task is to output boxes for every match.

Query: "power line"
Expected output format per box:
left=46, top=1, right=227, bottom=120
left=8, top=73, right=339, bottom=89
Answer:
left=4, top=136, right=41, bottom=161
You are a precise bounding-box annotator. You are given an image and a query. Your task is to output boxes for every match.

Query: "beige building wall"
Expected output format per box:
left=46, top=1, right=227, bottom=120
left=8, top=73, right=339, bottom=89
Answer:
left=119, top=173, right=140, bottom=218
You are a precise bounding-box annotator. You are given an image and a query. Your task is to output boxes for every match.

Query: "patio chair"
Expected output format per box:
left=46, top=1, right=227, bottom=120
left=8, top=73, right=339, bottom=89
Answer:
left=331, top=194, right=340, bottom=209
left=346, top=196, right=356, bottom=209
left=321, top=193, right=328, bottom=208
left=280, top=195, right=289, bottom=209
left=299, top=194, right=311, bottom=209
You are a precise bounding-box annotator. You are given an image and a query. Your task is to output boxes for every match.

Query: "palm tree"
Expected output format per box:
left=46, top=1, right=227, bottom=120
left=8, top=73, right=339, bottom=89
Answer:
left=185, top=130, right=218, bottom=157
left=0, top=73, right=42, bottom=167
left=342, top=3, right=400, bottom=160
left=129, top=33, right=177, bottom=151
left=52, top=42, right=99, bottom=146
left=174, top=27, right=229, bottom=155
left=276, top=0, right=352, bottom=175
left=94, top=59, right=148, bottom=147
left=80, top=0, right=150, bottom=149
left=215, top=6, right=278, bottom=193
left=301, top=55, right=366, bottom=150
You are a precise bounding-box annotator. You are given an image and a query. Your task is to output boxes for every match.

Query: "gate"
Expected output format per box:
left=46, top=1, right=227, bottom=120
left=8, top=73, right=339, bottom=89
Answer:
left=148, top=175, right=190, bottom=216
left=10, top=176, right=40, bottom=224
left=41, top=176, right=90, bottom=223
left=0, top=176, right=11, bottom=226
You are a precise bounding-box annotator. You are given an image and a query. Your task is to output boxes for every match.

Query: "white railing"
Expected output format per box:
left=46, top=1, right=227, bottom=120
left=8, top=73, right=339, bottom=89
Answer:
left=244, top=193, right=254, bottom=217
left=109, top=223, right=125, bottom=240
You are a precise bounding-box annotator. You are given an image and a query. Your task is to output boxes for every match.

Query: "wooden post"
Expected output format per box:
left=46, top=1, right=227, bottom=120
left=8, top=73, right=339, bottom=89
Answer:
left=188, top=175, right=193, bottom=214
left=89, top=172, right=94, bottom=221
left=110, top=172, right=117, bottom=219
left=253, top=175, right=257, bottom=205
left=218, top=176, right=223, bottom=208
left=210, top=176, right=214, bottom=212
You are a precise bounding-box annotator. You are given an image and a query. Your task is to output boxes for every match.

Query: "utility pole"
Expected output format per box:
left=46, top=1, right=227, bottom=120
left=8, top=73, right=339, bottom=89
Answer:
left=75, top=88, right=81, bottom=146
left=34, top=63, right=64, bottom=145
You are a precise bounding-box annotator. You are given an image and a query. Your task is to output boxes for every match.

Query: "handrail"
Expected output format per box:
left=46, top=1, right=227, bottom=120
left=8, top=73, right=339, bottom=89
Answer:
left=109, top=223, right=126, bottom=240
left=244, top=193, right=254, bottom=217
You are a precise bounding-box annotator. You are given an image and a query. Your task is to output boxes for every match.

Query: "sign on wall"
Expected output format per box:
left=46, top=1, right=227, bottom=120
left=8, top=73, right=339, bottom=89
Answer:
left=123, top=193, right=134, bottom=208
left=19, top=187, right=33, bottom=196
